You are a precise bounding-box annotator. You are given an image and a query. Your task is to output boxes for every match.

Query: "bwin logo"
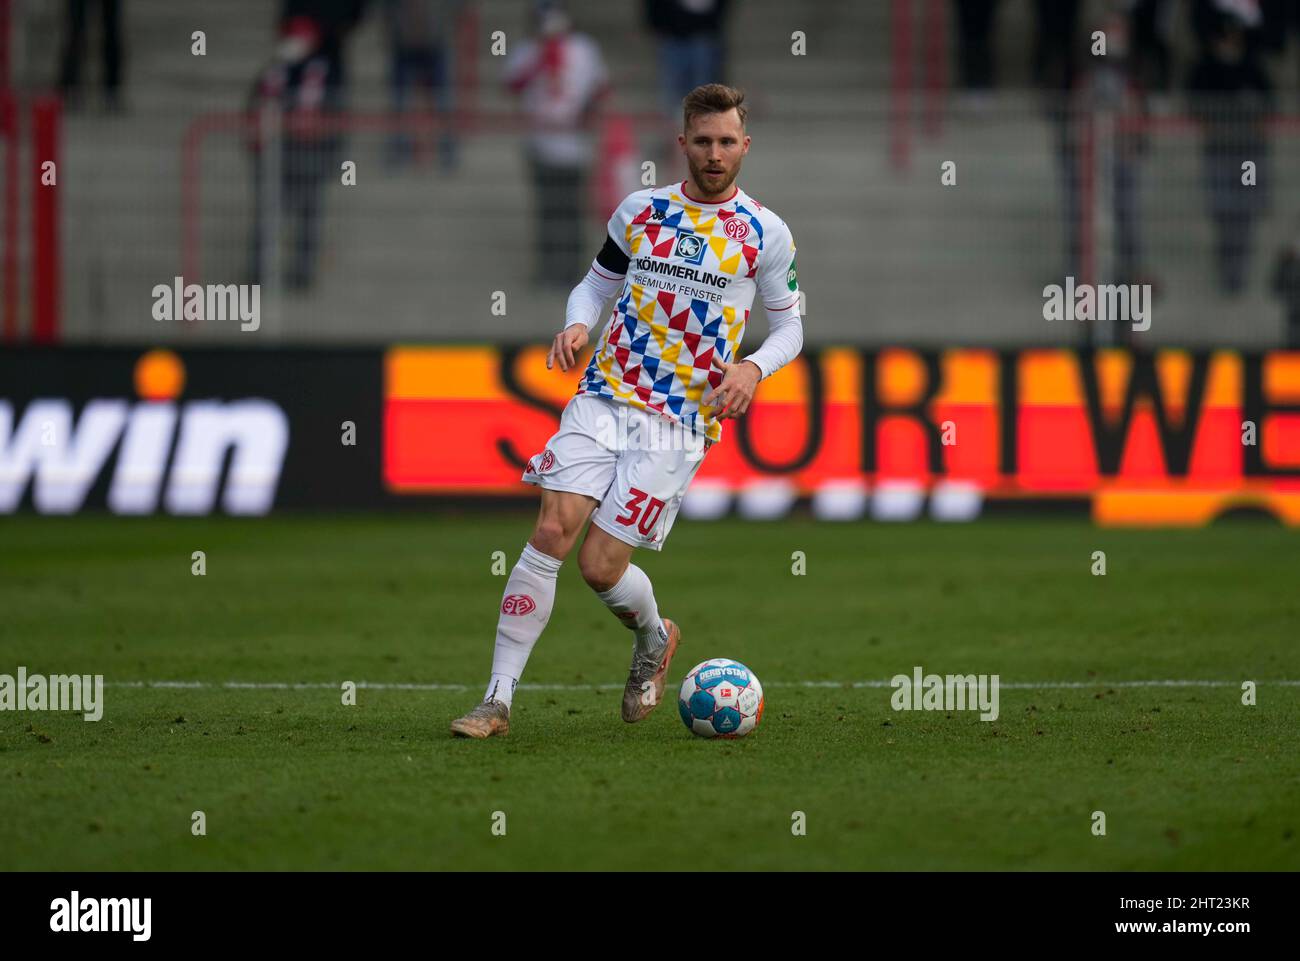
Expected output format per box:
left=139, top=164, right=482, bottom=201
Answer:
left=674, top=233, right=707, bottom=264
left=0, top=349, right=288, bottom=515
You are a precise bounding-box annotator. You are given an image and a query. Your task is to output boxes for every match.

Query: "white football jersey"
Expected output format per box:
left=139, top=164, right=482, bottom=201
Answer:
left=577, top=182, right=799, bottom=442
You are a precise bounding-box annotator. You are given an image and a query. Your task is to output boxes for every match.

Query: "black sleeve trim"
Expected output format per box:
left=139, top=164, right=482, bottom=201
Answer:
left=595, top=234, right=631, bottom=275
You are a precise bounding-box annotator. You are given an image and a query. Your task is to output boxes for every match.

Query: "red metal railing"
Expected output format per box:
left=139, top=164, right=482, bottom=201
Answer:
left=180, top=108, right=674, bottom=287
left=1, top=90, right=16, bottom=341
left=31, top=95, right=61, bottom=343
left=891, top=0, right=913, bottom=171
left=456, top=2, right=478, bottom=118
left=921, top=0, right=946, bottom=138
left=892, top=0, right=952, bottom=169
left=0, top=0, right=11, bottom=93
left=1, top=91, right=62, bottom=344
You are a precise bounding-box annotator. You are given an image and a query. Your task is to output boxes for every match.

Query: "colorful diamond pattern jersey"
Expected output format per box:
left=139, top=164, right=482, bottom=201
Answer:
left=578, top=183, right=799, bottom=442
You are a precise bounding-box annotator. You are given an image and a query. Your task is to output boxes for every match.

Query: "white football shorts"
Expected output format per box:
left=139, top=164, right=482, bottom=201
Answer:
left=521, top=393, right=709, bottom=551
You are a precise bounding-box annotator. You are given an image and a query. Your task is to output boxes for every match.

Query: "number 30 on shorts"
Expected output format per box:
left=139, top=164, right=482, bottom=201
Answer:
left=614, top=487, right=666, bottom=535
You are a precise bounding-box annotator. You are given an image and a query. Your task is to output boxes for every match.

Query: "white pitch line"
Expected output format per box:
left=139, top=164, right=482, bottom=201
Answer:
left=105, top=679, right=1300, bottom=692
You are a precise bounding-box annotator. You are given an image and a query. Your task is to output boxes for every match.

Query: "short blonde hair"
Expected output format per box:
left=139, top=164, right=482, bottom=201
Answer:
left=683, top=83, right=747, bottom=131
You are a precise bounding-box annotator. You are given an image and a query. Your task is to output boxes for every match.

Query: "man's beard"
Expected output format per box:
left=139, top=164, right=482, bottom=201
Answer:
left=687, top=157, right=740, bottom=198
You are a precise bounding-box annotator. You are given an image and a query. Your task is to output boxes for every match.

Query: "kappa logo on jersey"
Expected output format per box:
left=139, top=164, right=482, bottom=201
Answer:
left=649, top=208, right=666, bottom=221
left=673, top=233, right=707, bottom=265
left=501, top=594, right=536, bottom=616
left=723, top=217, right=750, bottom=241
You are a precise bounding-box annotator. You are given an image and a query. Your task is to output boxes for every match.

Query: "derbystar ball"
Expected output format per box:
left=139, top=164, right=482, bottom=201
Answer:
left=677, top=658, right=765, bottom=738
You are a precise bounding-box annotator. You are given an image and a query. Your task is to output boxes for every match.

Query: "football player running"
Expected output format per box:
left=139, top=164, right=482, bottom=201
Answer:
left=451, top=84, right=803, bottom=738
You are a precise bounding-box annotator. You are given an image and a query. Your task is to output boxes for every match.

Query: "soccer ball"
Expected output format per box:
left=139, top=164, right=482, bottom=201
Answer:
left=677, top=658, right=765, bottom=738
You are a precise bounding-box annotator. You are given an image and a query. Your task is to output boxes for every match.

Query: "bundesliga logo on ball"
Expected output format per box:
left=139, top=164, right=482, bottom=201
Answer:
left=677, top=658, right=765, bottom=738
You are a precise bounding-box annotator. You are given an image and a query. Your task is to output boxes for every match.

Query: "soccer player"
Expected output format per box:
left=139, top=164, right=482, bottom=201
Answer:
left=450, top=83, right=803, bottom=738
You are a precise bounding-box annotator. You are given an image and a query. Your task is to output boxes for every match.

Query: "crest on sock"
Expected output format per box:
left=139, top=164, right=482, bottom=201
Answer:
left=501, top=594, right=537, bottom=615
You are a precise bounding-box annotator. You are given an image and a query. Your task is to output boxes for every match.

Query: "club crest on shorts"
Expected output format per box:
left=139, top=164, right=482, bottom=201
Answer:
left=501, top=594, right=536, bottom=616
left=538, top=449, right=556, bottom=472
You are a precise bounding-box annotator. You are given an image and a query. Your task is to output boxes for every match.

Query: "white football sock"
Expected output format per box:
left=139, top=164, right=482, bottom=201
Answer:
left=596, top=564, right=668, bottom=655
left=485, top=543, right=562, bottom=707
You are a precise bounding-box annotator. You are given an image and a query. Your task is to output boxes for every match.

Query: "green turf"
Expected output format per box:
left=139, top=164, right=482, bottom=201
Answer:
left=1, top=513, right=1297, bottom=870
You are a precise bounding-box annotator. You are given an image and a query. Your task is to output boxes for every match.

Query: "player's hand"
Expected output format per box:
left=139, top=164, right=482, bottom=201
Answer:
left=702, top=354, right=762, bottom=420
left=547, top=324, right=589, bottom=372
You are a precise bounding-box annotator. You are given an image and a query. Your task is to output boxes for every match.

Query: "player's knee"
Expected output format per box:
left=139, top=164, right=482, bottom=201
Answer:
left=578, top=548, right=622, bottom=593
left=529, top=519, right=574, bottom=559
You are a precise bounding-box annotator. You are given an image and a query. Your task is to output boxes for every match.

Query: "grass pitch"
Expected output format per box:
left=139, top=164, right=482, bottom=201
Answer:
left=1, top=513, right=1297, bottom=871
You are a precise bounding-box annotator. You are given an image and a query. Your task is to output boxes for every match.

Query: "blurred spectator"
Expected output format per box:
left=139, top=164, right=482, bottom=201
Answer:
left=1271, top=220, right=1300, bottom=346
left=1189, top=4, right=1273, bottom=295
left=1029, top=0, right=1081, bottom=92
left=644, top=0, right=729, bottom=121
left=1256, top=0, right=1300, bottom=87
left=952, top=0, right=999, bottom=105
left=1130, top=0, right=1176, bottom=97
left=504, top=2, right=608, bottom=288
left=58, top=0, right=125, bottom=111
left=1033, top=0, right=1081, bottom=93
left=1194, top=0, right=1268, bottom=59
left=1051, top=6, right=1153, bottom=344
left=247, top=2, right=366, bottom=291
left=384, top=0, right=462, bottom=172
